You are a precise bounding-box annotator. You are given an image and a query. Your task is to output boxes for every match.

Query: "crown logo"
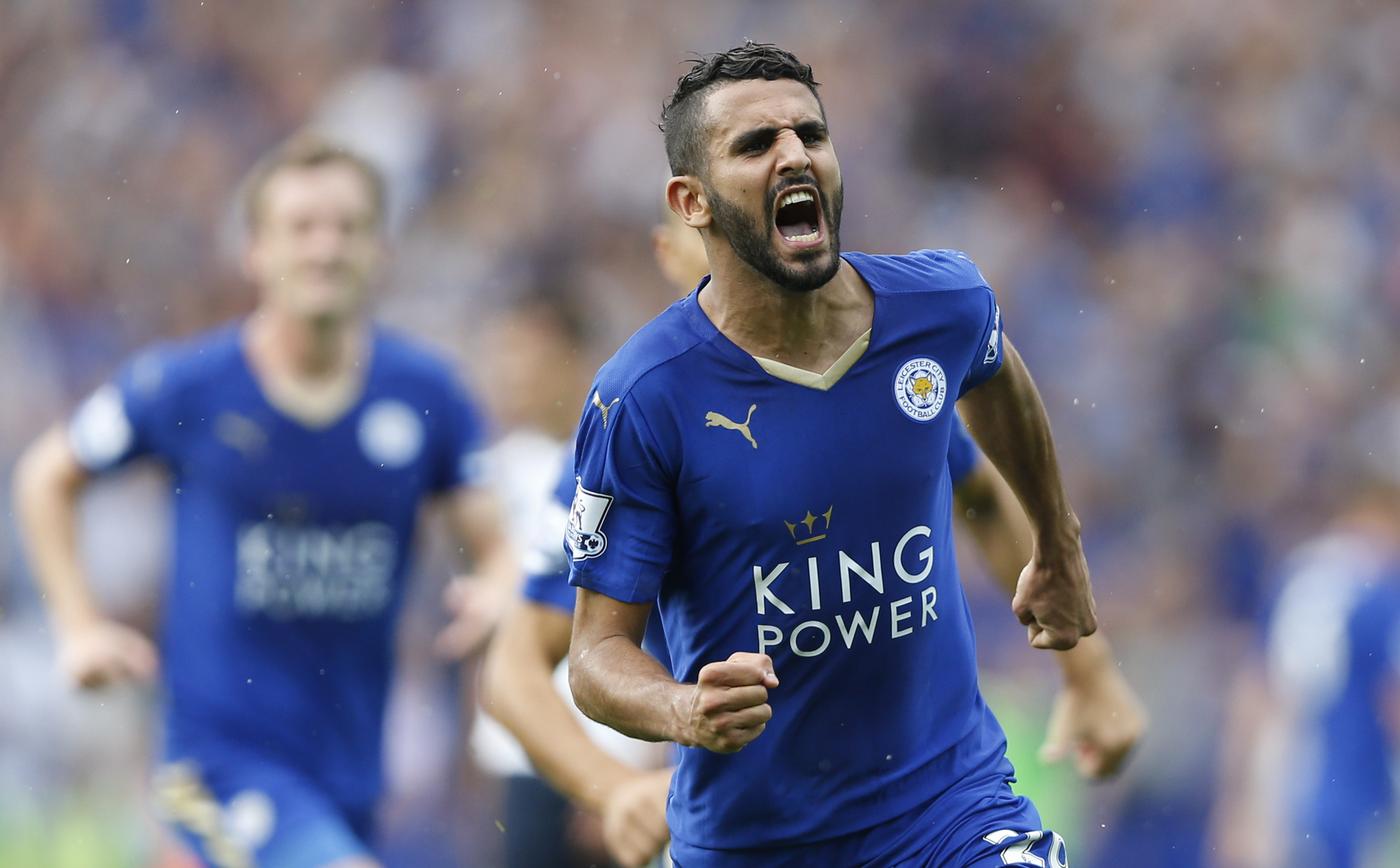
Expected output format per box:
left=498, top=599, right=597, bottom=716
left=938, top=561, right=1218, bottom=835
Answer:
left=785, top=506, right=833, bottom=546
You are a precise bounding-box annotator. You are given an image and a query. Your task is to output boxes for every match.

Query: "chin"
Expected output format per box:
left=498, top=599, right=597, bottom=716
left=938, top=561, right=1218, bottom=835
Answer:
left=292, top=285, right=364, bottom=322
left=776, top=248, right=841, bottom=293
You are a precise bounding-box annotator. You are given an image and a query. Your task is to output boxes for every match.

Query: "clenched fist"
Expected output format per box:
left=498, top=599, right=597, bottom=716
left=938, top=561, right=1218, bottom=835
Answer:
left=1012, top=540, right=1098, bottom=651
left=680, top=652, right=778, bottom=753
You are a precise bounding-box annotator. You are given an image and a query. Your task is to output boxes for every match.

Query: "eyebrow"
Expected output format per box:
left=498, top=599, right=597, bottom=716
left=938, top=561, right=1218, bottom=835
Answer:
left=729, top=120, right=828, bottom=155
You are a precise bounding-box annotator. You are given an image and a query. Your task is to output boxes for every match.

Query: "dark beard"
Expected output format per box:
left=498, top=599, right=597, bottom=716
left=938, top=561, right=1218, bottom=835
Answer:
left=706, top=178, right=844, bottom=293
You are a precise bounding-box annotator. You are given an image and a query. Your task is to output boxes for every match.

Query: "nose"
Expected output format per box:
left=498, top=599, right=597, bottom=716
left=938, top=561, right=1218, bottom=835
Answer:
left=773, top=128, right=811, bottom=177
left=305, top=222, right=349, bottom=264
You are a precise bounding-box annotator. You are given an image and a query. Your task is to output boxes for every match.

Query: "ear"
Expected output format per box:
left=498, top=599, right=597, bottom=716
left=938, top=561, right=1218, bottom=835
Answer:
left=665, top=176, right=710, bottom=229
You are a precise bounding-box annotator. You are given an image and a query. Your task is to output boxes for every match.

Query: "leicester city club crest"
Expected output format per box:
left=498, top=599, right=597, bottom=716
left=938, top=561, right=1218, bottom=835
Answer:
left=893, top=357, right=947, bottom=423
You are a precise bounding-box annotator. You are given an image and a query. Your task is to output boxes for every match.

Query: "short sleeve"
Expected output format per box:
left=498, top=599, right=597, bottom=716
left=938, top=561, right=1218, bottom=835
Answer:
left=428, top=377, right=488, bottom=493
left=566, top=390, right=676, bottom=604
left=959, top=285, right=1004, bottom=397
left=519, top=468, right=577, bottom=613
left=947, top=414, right=981, bottom=487
left=68, top=349, right=176, bottom=473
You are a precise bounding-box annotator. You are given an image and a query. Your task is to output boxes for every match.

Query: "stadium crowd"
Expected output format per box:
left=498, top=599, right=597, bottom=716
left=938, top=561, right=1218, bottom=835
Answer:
left=1, top=0, right=1397, bottom=865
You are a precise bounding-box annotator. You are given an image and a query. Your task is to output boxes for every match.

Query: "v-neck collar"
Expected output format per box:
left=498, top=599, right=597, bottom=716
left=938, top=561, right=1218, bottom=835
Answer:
left=752, top=329, right=871, bottom=391
left=683, top=254, right=880, bottom=392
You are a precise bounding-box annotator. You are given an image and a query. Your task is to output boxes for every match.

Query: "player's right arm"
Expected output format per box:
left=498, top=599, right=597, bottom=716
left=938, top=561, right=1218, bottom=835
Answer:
left=564, top=379, right=776, bottom=753
left=568, top=591, right=777, bottom=752
left=12, top=425, right=157, bottom=688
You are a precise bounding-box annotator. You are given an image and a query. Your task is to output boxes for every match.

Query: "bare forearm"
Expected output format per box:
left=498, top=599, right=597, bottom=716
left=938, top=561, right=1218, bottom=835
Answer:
left=1055, top=631, right=1120, bottom=683
left=569, top=634, right=690, bottom=745
left=13, top=429, right=100, bottom=629
left=482, top=606, right=634, bottom=812
left=959, top=340, right=1078, bottom=545
left=956, top=461, right=1112, bottom=678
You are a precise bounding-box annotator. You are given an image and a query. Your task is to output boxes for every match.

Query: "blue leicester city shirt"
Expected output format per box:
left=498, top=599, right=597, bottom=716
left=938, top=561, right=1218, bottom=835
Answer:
left=521, top=464, right=672, bottom=670
left=68, top=324, right=484, bottom=811
left=1315, top=574, right=1400, bottom=851
left=1298, top=568, right=1400, bottom=863
left=568, top=250, right=1010, bottom=853
left=1266, top=536, right=1400, bottom=865
left=528, top=419, right=980, bottom=614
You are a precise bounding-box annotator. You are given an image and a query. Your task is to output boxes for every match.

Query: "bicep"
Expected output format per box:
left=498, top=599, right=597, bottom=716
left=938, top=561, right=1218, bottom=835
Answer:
left=570, top=587, right=652, bottom=653
left=968, top=333, right=1024, bottom=397
left=956, top=336, right=1035, bottom=442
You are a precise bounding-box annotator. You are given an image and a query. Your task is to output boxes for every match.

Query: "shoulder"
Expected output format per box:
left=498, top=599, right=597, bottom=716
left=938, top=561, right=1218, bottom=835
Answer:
left=372, top=327, right=458, bottom=378
left=121, top=323, right=243, bottom=401
left=591, top=297, right=707, bottom=406
left=1351, top=569, right=1400, bottom=632
left=371, top=327, right=468, bottom=394
left=846, top=249, right=992, bottom=295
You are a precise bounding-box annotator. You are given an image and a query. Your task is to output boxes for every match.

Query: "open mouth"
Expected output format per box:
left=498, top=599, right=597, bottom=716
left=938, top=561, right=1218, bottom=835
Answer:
left=773, top=187, right=824, bottom=247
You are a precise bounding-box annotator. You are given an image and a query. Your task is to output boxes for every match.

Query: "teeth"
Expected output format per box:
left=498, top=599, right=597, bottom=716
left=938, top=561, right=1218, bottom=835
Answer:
left=778, top=190, right=815, bottom=209
left=782, top=230, right=821, bottom=243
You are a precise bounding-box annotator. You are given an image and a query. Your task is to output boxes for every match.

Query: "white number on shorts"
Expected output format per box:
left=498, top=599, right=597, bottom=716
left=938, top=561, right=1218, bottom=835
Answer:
left=983, top=829, right=1068, bottom=867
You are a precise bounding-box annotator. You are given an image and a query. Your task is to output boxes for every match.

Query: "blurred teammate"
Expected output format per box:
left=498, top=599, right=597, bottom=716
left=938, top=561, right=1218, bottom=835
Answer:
left=1215, top=480, right=1400, bottom=868
left=566, top=43, right=1107, bottom=866
left=485, top=208, right=1143, bottom=866
left=12, top=137, right=514, bottom=868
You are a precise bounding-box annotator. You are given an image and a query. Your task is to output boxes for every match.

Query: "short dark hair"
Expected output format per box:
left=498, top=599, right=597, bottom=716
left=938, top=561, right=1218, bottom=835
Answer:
left=660, top=41, right=822, bottom=176
left=243, top=135, right=385, bottom=232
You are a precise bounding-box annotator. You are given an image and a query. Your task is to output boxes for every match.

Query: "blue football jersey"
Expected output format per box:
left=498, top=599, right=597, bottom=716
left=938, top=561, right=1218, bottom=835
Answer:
left=1266, top=534, right=1400, bottom=867
left=1312, top=573, right=1400, bottom=861
left=947, top=412, right=980, bottom=486
left=521, top=465, right=675, bottom=671
left=1289, top=563, right=1400, bottom=866
left=68, top=324, right=485, bottom=812
left=529, top=418, right=980, bottom=612
left=568, top=250, right=1011, bottom=854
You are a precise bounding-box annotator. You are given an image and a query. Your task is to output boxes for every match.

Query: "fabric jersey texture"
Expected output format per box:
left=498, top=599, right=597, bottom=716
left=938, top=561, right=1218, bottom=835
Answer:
left=68, top=323, right=484, bottom=832
left=567, top=249, right=1021, bottom=859
left=524, top=418, right=982, bottom=655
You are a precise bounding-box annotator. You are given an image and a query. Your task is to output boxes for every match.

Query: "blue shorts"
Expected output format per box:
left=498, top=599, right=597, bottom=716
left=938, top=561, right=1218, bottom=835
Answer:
left=153, top=753, right=374, bottom=868
left=670, top=772, right=1067, bottom=867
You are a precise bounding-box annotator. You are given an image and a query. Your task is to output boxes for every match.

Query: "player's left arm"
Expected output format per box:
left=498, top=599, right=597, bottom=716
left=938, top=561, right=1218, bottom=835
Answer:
left=957, top=335, right=1097, bottom=650
left=954, top=459, right=1146, bottom=779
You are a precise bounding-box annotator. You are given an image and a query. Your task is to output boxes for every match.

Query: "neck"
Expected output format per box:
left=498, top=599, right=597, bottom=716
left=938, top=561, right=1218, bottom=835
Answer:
left=246, top=307, right=364, bottom=380
left=699, top=254, right=869, bottom=365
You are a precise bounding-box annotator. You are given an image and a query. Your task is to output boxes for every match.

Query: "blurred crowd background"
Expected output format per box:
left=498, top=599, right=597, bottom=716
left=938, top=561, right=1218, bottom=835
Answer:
left=3, top=0, right=1399, bottom=865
